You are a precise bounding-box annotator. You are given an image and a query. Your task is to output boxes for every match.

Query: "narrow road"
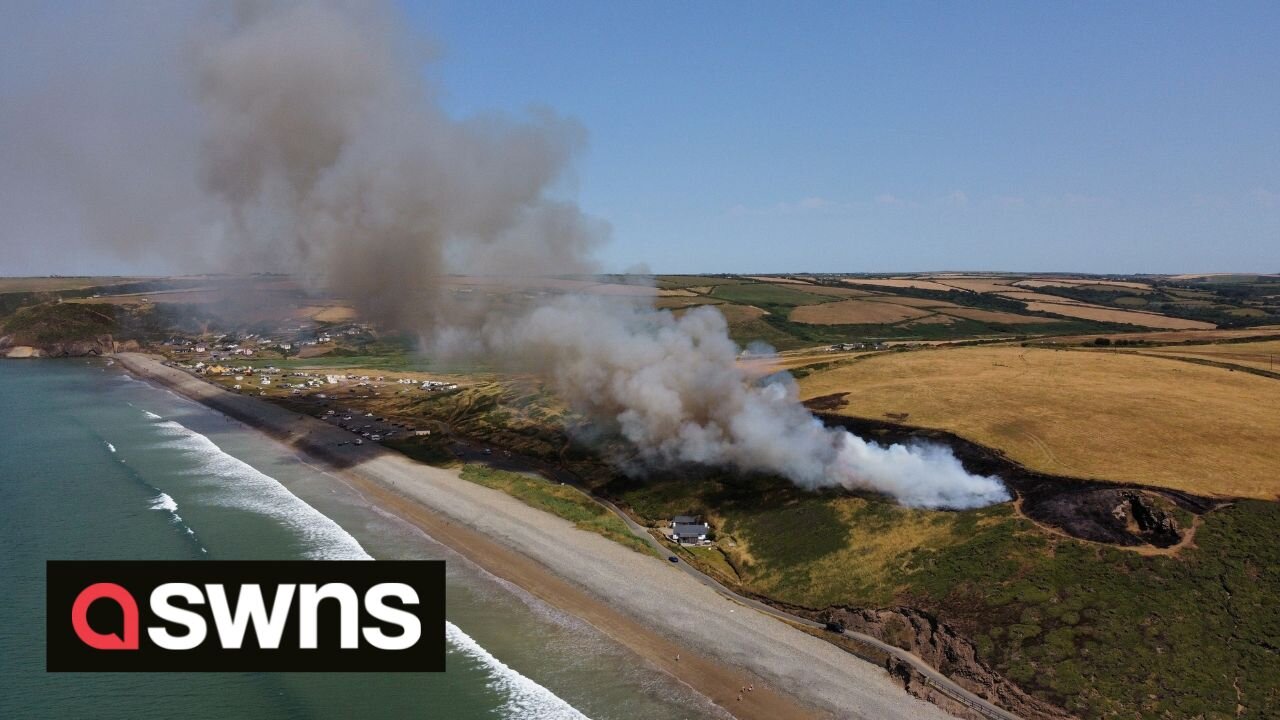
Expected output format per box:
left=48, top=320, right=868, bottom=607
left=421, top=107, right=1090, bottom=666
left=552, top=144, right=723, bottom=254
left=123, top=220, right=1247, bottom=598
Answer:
left=454, top=444, right=1022, bottom=720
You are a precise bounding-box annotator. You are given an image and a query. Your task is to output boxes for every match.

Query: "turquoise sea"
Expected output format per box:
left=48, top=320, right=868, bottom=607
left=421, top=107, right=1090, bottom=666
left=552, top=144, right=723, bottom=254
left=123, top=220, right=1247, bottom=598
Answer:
left=0, top=360, right=723, bottom=720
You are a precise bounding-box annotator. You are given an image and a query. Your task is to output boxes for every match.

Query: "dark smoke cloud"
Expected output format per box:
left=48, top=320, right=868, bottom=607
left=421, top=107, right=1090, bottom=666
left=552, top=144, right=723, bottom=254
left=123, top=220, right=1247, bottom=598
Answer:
left=0, top=0, right=1008, bottom=508
left=191, top=1, right=603, bottom=329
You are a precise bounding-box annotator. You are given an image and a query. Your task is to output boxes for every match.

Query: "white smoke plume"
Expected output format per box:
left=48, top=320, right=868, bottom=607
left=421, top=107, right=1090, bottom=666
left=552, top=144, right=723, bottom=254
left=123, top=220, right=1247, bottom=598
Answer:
left=474, top=295, right=1008, bottom=509
left=0, top=0, right=1009, bottom=509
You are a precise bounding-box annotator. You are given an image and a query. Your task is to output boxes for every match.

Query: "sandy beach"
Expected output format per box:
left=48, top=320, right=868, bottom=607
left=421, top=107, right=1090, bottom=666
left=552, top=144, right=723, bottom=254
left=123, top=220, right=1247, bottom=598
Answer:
left=114, top=352, right=954, bottom=720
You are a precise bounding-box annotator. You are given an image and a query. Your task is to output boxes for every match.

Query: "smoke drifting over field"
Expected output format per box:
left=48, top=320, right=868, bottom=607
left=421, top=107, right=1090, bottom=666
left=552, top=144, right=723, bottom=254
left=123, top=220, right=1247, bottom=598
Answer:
left=478, top=296, right=1008, bottom=508
left=3, top=0, right=1007, bottom=508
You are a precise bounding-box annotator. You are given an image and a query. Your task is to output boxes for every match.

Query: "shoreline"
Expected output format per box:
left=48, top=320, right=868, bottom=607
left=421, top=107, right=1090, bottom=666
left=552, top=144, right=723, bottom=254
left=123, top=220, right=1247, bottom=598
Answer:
left=114, top=352, right=953, bottom=720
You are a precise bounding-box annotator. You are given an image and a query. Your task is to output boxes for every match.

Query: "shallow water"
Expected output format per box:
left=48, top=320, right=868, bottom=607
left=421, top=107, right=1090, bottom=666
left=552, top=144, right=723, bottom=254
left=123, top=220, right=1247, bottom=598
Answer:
left=0, top=359, right=724, bottom=720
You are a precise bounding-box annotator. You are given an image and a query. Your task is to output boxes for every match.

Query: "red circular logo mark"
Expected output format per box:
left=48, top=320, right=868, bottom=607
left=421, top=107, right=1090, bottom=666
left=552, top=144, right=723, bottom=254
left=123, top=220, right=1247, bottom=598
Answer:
left=71, top=583, right=139, bottom=650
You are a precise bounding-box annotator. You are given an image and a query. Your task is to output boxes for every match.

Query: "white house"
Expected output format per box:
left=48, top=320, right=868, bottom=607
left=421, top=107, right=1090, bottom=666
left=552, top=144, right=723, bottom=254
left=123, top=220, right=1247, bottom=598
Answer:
left=670, top=516, right=711, bottom=545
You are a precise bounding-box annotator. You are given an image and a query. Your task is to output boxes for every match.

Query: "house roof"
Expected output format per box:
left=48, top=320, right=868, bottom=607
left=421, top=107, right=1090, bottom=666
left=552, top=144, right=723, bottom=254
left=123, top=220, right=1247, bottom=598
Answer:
left=672, top=515, right=699, bottom=524
left=673, top=522, right=709, bottom=538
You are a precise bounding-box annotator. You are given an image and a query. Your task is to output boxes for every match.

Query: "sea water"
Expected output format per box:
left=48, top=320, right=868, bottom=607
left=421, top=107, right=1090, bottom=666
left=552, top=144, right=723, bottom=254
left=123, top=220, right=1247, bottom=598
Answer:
left=0, top=360, right=724, bottom=720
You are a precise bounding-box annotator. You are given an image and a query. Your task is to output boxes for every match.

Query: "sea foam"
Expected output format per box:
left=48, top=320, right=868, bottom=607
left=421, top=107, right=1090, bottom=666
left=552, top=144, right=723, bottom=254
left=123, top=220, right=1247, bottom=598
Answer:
left=148, top=490, right=207, bottom=554
left=447, top=622, right=592, bottom=720
left=147, top=416, right=368, bottom=560
left=141, top=411, right=590, bottom=717
left=150, top=491, right=179, bottom=514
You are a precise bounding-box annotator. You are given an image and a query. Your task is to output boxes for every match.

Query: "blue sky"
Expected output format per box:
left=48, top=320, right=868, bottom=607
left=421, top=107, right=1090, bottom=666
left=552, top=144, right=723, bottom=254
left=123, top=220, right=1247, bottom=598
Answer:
left=407, top=0, right=1279, bottom=273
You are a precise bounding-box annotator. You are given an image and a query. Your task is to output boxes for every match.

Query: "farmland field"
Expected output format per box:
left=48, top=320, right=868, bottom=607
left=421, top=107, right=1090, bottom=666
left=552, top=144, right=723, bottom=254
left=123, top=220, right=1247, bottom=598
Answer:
left=840, top=278, right=959, bottom=292
left=1134, top=339, right=1280, bottom=373
left=798, top=345, right=1280, bottom=498
left=940, top=307, right=1059, bottom=324
left=992, top=290, right=1086, bottom=304
left=928, top=278, right=1019, bottom=293
left=1014, top=278, right=1153, bottom=291
left=789, top=299, right=931, bottom=324
left=707, top=282, right=833, bottom=308
left=1020, top=301, right=1215, bottom=329
left=0, top=276, right=154, bottom=292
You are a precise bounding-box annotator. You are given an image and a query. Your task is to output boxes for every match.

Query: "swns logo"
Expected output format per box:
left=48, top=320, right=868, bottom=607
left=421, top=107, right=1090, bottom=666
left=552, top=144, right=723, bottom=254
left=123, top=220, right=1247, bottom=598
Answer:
left=48, top=561, right=445, bottom=672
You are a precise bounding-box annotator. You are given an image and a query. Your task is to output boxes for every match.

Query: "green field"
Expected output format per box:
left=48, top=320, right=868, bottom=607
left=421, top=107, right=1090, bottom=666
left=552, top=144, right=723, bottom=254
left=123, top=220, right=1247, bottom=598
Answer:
left=707, top=282, right=835, bottom=311
left=458, top=465, right=654, bottom=556
left=615, top=469, right=1280, bottom=718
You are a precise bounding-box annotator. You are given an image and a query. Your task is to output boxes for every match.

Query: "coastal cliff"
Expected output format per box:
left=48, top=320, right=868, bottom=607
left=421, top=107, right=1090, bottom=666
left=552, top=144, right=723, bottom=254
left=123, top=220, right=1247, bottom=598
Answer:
left=0, top=300, right=139, bottom=358
left=0, top=334, right=138, bottom=358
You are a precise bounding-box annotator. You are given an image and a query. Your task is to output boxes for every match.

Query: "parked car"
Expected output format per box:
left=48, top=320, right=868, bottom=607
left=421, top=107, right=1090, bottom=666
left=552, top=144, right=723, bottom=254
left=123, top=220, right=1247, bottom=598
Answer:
left=668, top=556, right=679, bottom=563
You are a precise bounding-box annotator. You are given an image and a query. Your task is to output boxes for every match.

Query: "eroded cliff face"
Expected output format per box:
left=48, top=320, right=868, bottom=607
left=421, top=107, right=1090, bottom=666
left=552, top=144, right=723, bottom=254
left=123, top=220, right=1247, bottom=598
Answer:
left=0, top=334, right=137, bottom=358
left=826, top=606, right=1076, bottom=720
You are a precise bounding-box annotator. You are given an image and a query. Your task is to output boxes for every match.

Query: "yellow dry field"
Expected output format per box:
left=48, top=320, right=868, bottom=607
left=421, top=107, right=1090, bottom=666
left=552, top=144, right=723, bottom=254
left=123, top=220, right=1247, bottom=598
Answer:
left=840, top=278, right=959, bottom=292
left=713, top=303, right=767, bottom=322
left=799, top=346, right=1280, bottom=499
left=1014, top=278, right=1152, bottom=291
left=301, top=305, right=357, bottom=323
left=1022, top=301, right=1215, bottom=329
left=1040, top=327, right=1280, bottom=344
left=789, top=299, right=930, bottom=325
left=862, top=295, right=958, bottom=308
left=1168, top=273, right=1279, bottom=281
left=654, top=296, right=719, bottom=310
left=64, top=295, right=147, bottom=306
left=66, top=288, right=224, bottom=305
left=1135, top=340, right=1280, bottom=373
left=903, top=314, right=956, bottom=325
left=294, top=344, right=334, bottom=359
left=788, top=284, right=878, bottom=298
left=745, top=275, right=810, bottom=284
left=737, top=348, right=874, bottom=378
left=582, top=283, right=661, bottom=296
left=993, top=290, right=1086, bottom=304
left=774, top=349, right=873, bottom=370
left=931, top=278, right=1018, bottom=293
left=941, top=307, right=1057, bottom=324
left=0, top=277, right=150, bottom=292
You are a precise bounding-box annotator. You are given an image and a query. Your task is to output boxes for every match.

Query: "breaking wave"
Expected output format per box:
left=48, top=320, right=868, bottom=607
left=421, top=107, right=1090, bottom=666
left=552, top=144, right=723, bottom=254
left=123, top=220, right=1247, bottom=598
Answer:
left=148, top=490, right=207, bottom=554
left=139, top=410, right=587, bottom=717
left=447, top=622, right=591, bottom=720
left=150, top=491, right=178, bottom=513
left=145, top=415, right=368, bottom=560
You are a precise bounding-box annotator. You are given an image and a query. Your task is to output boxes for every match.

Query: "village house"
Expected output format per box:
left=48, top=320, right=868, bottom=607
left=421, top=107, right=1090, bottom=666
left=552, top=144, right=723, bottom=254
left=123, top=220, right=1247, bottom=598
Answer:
left=670, top=516, right=712, bottom=545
